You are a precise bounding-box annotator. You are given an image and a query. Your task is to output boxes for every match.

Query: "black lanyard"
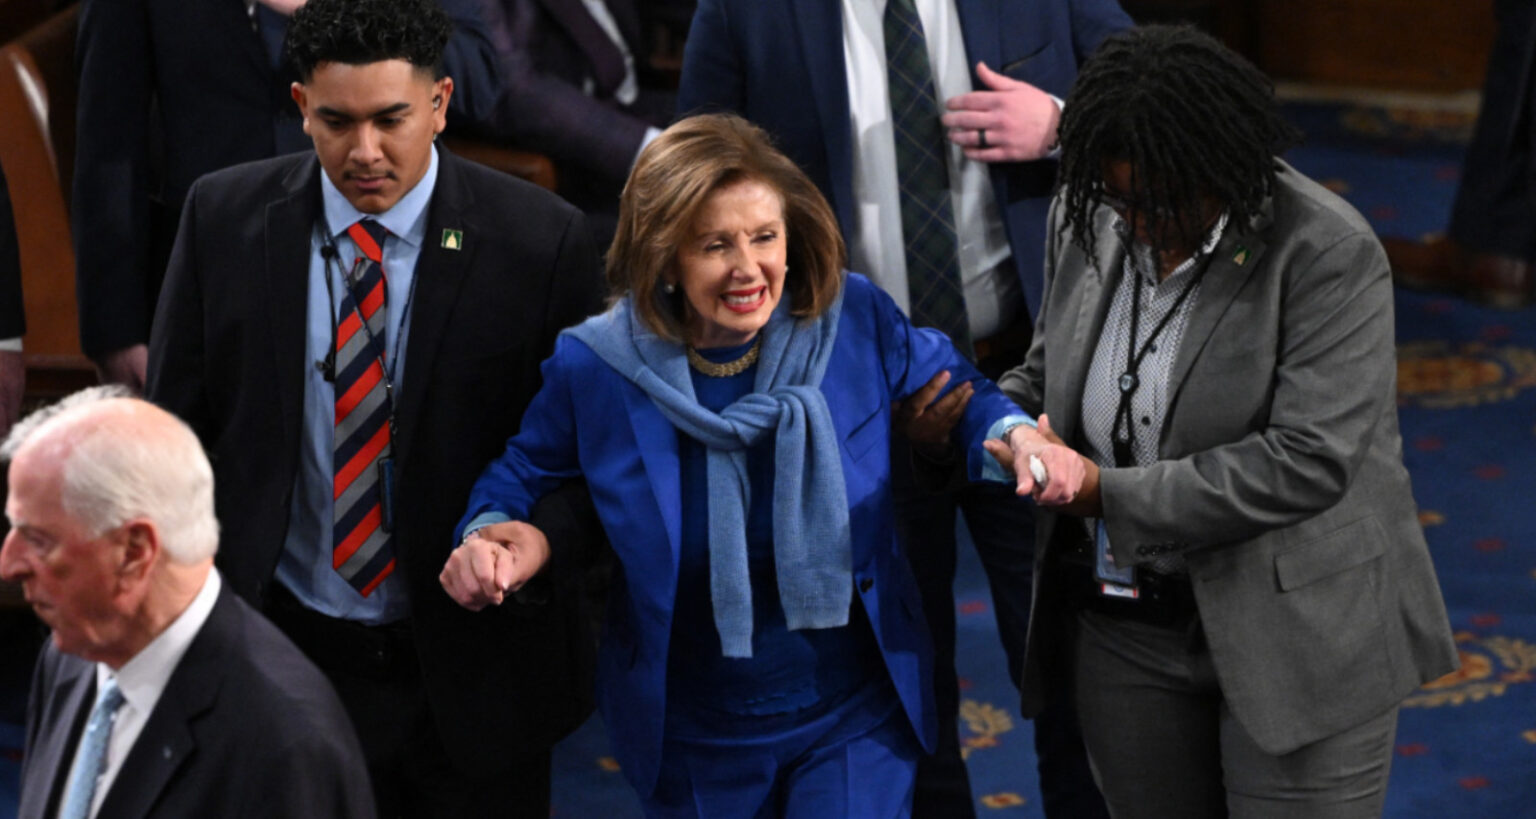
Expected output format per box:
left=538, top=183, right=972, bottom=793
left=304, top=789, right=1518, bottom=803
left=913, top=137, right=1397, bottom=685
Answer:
left=1111, top=259, right=1206, bottom=468
left=317, top=221, right=419, bottom=441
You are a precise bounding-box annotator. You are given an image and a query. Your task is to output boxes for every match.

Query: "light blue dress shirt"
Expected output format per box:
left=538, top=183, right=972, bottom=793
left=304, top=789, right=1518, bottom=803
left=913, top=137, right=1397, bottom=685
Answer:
left=275, top=145, right=440, bottom=624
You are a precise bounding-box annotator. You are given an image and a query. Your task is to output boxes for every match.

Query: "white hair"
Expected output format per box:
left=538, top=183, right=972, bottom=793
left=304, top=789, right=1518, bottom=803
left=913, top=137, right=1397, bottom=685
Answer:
left=5, top=387, right=220, bottom=564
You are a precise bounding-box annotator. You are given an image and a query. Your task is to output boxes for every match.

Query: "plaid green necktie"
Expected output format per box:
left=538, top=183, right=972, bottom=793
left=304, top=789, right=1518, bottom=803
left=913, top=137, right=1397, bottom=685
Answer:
left=884, top=0, right=970, bottom=355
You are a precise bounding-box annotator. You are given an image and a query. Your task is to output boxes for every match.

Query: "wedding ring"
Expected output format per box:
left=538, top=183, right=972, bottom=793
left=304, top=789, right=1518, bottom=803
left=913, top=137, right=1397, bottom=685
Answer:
left=978, top=128, right=989, bottom=148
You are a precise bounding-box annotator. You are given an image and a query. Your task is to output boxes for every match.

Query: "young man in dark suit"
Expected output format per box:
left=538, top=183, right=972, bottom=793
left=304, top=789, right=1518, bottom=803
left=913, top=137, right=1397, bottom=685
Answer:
left=72, top=0, right=501, bottom=390
left=145, top=0, right=606, bottom=814
left=3, top=389, right=373, bottom=819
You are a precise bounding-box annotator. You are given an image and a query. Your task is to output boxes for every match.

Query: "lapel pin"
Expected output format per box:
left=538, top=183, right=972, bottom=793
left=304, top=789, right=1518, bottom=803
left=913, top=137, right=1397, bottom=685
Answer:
left=1232, top=246, right=1249, bottom=266
left=441, top=229, right=463, bottom=250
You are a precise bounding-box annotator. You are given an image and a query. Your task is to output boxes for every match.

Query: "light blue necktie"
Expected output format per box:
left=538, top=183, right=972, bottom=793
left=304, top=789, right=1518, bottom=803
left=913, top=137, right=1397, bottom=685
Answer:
left=59, top=677, right=124, bottom=819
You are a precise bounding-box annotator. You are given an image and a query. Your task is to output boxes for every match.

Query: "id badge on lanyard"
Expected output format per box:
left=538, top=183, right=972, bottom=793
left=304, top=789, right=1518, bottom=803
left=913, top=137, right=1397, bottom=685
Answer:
left=1093, top=519, right=1139, bottom=599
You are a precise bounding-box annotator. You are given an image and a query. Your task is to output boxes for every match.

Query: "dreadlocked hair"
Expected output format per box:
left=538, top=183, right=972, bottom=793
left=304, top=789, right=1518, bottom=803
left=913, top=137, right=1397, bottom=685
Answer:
left=1056, top=25, right=1301, bottom=266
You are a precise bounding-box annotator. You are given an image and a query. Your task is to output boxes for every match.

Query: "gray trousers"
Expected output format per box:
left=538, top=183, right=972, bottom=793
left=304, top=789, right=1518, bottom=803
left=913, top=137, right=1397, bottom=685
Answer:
left=1071, top=609, right=1399, bottom=819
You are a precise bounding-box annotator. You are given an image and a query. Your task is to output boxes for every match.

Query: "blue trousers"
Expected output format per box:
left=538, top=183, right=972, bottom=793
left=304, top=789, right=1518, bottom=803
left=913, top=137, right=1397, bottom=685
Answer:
left=642, top=683, right=921, bottom=819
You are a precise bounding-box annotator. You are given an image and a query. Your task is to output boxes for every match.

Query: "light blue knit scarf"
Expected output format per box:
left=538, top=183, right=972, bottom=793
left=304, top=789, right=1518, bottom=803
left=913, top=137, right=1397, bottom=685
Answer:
left=567, top=289, right=850, bottom=658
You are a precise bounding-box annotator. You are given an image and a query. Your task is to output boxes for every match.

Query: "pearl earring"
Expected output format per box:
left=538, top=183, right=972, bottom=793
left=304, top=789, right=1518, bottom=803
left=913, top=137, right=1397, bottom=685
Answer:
left=663, top=282, right=676, bottom=294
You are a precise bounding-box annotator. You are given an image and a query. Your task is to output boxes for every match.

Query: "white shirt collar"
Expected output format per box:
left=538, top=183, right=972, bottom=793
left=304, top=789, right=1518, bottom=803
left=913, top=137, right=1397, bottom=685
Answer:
left=95, top=570, right=222, bottom=717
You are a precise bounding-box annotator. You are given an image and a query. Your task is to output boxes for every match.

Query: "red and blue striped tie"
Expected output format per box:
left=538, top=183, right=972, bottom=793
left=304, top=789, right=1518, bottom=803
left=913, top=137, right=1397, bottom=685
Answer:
left=332, top=218, right=395, bottom=596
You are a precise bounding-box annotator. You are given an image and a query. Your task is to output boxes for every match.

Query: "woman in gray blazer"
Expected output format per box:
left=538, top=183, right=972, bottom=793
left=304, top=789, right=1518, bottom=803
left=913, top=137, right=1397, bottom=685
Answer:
left=987, top=25, right=1459, bottom=819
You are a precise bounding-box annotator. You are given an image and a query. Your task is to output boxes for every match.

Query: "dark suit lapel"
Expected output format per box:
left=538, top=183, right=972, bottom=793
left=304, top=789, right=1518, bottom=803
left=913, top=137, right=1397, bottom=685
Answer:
left=532, top=0, right=628, bottom=96
left=20, top=653, right=95, bottom=819
left=229, top=0, right=274, bottom=78
left=605, top=0, right=643, bottom=60
left=1165, top=209, right=1272, bottom=412
left=392, top=148, right=477, bottom=474
left=793, top=0, right=857, bottom=233
left=263, top=157, right=322, bottom=456
left=1053, top=210, right=1124, bottom=446
left=953, top=0, right=1002, bottom=72
left=96, top=589, right=234, bottom=819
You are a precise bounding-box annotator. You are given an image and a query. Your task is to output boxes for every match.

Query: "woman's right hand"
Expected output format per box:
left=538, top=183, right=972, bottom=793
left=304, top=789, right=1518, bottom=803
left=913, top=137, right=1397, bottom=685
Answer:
left=439, top=521, right=552, bottom=611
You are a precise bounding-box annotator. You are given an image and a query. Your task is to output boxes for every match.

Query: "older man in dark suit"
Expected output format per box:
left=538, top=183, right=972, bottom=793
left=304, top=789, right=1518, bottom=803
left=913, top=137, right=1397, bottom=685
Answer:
left=2, top=389, right=373, bottom=819
left=145, top=0, right=605, bottom=814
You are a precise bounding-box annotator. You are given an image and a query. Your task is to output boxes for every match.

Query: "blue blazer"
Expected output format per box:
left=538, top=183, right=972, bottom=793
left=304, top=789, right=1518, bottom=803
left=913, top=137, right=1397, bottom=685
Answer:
left=460, top=274, right=1023, bottom=795
left=675, top=0, right=1132, bottom=317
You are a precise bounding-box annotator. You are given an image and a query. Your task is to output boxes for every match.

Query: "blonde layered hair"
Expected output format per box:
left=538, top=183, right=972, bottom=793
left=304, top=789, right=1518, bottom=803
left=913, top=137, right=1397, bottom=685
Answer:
left=607, top=113, right=847, bottom=341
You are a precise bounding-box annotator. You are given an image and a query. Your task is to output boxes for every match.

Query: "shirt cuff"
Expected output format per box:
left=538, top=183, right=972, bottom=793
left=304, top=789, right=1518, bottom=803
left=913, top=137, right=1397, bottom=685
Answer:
left=460, top=511, right=512, bottom=543
left=0, top=337, right=22, bottom=352
left=1046, top=95, right=1065, bottom=160
left=979, top=413, right=1037, bottom=483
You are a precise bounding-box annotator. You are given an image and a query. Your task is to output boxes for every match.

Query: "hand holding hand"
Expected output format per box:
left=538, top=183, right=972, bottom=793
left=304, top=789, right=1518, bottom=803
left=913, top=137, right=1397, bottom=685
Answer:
left=894, top=370, right=973, bottom=456
left=439, top=521, right=551, bottom=611
left=982, top=414, right=1087, bottom=505
left=942, top=62, right=1061, bottom=163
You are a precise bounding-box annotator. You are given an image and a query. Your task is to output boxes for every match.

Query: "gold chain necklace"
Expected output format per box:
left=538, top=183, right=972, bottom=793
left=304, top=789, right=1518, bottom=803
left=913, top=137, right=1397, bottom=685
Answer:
left=686, top=336, right=762, bottom=377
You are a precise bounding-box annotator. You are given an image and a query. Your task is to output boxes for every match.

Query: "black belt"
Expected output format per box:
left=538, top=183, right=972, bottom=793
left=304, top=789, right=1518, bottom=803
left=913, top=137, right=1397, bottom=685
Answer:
left=1054, top=527, right=1199, bottom=629
left=265, top=583, right=418, bottom=681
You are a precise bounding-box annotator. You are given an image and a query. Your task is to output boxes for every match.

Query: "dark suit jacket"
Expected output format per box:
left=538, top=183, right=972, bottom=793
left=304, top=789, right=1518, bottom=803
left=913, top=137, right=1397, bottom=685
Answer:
left=675, top=0, right=1131, bottom=317
left=71, top=0, right=501, bottom=359
left=998, top=162, right=1459, bottom=755
left=477, top=0, right=677, bottom=193
left=19, top=583, right=374, bottom=819
left=145, top=147, right=605, bottom=775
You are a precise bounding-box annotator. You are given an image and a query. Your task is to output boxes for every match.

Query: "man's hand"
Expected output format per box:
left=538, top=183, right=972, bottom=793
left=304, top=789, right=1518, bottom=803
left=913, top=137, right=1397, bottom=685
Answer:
left=983, top=415, right=1086, bottom=505
left=94, top=344, right=148, bottom=394
left=0, top=350, right=22, bottom=439
left=894, top=370, right=973, bottom=456
left=943, top=62, right=1061, bottom=163
left=255, top=0, right=307, bottom=15
left=439, top=521, right=551, bottom=611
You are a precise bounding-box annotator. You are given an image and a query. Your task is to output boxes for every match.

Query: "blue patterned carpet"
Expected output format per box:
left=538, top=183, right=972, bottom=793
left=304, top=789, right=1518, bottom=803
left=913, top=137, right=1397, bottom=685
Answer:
left=4, top=100, right=1535, bottom=818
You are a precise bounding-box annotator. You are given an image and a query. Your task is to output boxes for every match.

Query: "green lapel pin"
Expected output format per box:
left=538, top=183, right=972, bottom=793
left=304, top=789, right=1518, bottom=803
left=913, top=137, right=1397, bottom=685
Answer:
left=441, top=229, right=463, bottom=250
left=1232, top=245, right=1249, bottom=266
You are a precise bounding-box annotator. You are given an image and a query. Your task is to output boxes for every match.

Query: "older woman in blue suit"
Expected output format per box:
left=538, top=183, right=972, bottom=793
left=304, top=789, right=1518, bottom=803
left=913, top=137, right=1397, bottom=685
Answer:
left=439, top=114, right=1081, bottom=818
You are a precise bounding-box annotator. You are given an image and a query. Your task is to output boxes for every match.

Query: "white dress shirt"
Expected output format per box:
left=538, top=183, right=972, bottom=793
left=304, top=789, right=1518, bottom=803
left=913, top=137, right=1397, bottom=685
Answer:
left=841, top=0, right=1019, bottom=340
left=63, top=571, right=222, bottom=819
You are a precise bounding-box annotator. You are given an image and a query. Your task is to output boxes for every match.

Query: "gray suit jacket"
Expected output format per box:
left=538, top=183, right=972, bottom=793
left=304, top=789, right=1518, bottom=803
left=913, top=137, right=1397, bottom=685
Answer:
left=999, top=160, right=1458, bottom=756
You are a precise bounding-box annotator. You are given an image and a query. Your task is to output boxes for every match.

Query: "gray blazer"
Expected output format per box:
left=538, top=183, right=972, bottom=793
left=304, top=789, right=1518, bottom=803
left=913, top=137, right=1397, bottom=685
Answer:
left=998, top=160, right=1458, bottom=756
